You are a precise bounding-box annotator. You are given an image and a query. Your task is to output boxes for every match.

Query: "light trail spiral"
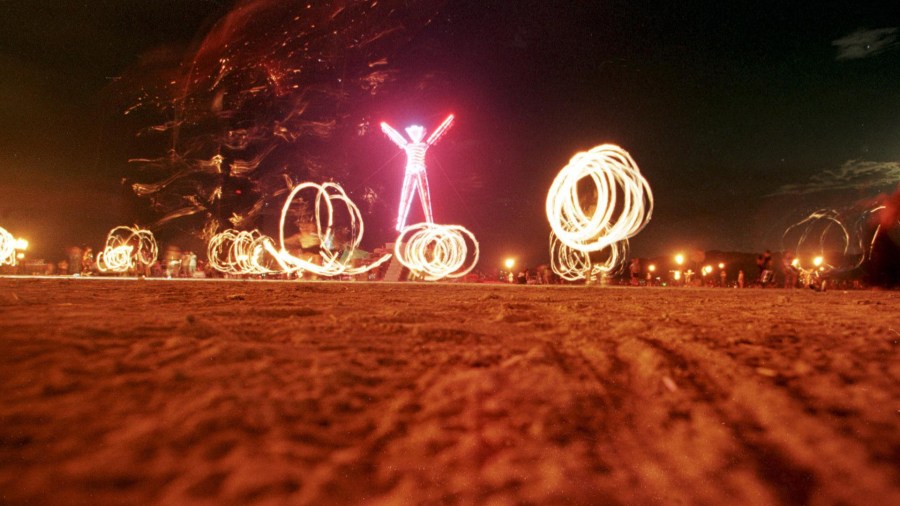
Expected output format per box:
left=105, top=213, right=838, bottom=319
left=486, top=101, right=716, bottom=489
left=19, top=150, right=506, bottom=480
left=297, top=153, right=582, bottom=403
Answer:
left=545, top=144, right=653, bottom=280
left=782, top=206, right=892, bottom=273
left=96, top=226, right=158, bottom=273
left=0, top=227, right=15, bottom=266
left=394, top=223, right=479, bottom=281
left=207, top=229, right=278, bottom=275
left=549, top=232, right=629, bottom=282
left=546, top=144, right=653, bottom=252
left=266, top=182, right=392, bottom=277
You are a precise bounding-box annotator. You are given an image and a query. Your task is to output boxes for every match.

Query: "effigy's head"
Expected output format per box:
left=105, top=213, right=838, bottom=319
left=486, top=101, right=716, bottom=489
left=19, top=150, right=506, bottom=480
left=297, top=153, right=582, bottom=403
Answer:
left=405, top=125, right=426, bottom=143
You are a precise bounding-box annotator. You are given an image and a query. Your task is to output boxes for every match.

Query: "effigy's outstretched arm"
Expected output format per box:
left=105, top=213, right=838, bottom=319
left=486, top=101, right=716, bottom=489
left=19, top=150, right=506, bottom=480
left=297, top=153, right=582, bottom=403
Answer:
left=380, top=122, right=408, bottom=148
left=426, top=114, right=455, bottom=146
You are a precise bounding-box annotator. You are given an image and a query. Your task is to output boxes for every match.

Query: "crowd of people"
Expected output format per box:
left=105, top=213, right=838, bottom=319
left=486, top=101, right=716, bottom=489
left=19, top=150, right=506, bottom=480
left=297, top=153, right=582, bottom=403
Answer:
left=4, top=243, right=872, bottom=290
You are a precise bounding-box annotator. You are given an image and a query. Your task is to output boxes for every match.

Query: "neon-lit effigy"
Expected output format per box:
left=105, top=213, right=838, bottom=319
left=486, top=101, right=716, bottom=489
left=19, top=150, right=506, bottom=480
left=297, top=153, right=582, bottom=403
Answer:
left=545, top=144, right=653, bottom=280
left=264, top=182, right=392, bottom=277
left=381, top=114, right=454, bottom=231
left=394, top=222, right=479, bottom=281
left=207, top=229, right=278, bottom=276
left=96, top=226, right=158, bottom=273
left=0, top=227, right=16, bottom=266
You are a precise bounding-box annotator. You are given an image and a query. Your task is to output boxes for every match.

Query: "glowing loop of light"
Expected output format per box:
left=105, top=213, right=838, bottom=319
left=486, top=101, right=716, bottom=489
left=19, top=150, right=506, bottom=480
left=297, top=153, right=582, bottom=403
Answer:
left=96, top=226, right=158, bottom=273
left=546, top=144, right=653, bottom=253
left=394, top=223, right=479, bottom=281
left=0, top=227, right=16, bottom=266
left=549, top=232, right=628, bottom=282
left=266, top=182, right=392, bottom=277
left=780, top=207, right=893, bottom=274
left=208, top=229, right=277, bottom=275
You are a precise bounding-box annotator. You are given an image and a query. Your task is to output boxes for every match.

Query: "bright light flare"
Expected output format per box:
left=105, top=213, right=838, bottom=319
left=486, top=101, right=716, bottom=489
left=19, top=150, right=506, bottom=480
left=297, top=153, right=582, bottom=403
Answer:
left=504, top=258, right=515, bottom=270
left=717, top=262, right=725, bottom=269
left=394, top=222, right=479, bottom=281
left=648, top=264, right=656, bottom=272
left=96, top=226, right=158, bottom=273
left=813, top=256, right=824, bottom=267
left=675, top=254, right=684, bottom=266
left=703, top=265, right=713, bottom=275
left=14, top=238, right=28, bottom=251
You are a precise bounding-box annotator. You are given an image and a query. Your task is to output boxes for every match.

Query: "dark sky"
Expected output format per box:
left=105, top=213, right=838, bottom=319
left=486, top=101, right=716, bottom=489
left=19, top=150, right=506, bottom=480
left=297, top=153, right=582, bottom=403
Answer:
left=1, top=0, right=899, bottom=269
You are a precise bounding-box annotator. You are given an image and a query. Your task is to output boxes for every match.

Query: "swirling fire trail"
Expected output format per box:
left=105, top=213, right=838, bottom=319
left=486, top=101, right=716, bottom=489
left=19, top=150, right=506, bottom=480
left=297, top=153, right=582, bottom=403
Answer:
left=96, top=226, right=158, bottom=273
left=545, top=144, right=653, bottom=280
left=394, top=222, right=479, bottom=281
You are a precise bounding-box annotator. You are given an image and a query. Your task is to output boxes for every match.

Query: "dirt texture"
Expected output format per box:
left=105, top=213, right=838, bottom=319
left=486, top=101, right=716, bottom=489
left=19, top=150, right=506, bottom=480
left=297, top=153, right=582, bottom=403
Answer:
left=0, top=278, right=898, bottom=505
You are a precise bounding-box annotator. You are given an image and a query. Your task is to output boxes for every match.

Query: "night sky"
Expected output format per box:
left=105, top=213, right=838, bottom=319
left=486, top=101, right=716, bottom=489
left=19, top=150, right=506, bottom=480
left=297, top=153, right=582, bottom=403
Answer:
left=2, top=0, right=899, bottom=270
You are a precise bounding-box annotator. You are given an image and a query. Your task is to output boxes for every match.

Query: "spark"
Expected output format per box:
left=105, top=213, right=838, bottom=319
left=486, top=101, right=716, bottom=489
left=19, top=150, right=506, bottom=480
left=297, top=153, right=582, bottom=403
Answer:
left=96, top=226, right=159, bottom=273
left=380, top=114, right=454, bottom=231
left=545, top=144, right=653, bottom=280
left=394, top=222, right=479, bottom=281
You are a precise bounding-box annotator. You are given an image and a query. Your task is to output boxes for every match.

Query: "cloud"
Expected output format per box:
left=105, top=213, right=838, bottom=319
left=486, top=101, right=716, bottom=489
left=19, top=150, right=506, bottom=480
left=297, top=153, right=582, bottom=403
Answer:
left=769, top=160, right=900, bottom=196
left=832, top=27, right=898, bottom=60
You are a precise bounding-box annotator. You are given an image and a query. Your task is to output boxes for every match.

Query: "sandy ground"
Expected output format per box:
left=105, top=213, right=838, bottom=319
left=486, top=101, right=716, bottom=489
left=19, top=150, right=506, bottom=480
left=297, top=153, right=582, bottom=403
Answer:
left=0, top=277, right=898, bottom=505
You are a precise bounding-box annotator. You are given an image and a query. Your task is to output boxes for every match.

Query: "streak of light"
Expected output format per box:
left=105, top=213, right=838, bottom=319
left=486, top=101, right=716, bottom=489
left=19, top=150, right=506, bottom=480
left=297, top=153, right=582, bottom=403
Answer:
left=545, top=144, right=653, bottom=281
left=546, top=144, right=653, bottom=253
left=549, top=232, right=628, bottom=282
left=208, top=229, right=278, bottom=275
left=0, top=227, right=16, bottom=266
left=394, top=222, right=479, bottom=281
left=96, top=226, right=159, bottom=273
left=265, top=182, right=392, bottom=277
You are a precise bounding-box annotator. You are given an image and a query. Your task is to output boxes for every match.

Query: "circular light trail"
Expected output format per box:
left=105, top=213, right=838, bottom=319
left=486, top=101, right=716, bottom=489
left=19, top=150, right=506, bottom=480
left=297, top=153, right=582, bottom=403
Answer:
left=0, top=227, right=16, bottom=266
left=546, top=144, right=653, bottom=253
left=545, top=144, right=653, bottom=280
left=208, top=229, right=278, bottom=276
left=394, top=223, right=479, bottom=281
left=549, top=232, right=628, bottom=282
left=96, top=226, right=158, bottom=273
left=266, top=182, right=392, bottom=277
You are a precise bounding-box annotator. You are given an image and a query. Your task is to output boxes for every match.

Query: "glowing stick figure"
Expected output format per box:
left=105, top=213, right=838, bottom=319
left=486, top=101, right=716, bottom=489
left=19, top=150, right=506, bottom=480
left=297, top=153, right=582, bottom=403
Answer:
left=380, top=114, right=454, bottom=231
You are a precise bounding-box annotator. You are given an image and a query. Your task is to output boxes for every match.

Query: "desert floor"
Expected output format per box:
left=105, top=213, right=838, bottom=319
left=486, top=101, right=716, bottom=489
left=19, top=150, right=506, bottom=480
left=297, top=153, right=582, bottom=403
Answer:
left=0, top=277, right=898, bottom=505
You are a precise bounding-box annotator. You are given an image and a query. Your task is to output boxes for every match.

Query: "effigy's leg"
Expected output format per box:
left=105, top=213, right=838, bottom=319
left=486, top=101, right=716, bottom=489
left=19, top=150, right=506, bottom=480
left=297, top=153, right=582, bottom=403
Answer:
left=416, top=171, right=434, bottom=224
left=396, top=171, right=418, bottom=231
